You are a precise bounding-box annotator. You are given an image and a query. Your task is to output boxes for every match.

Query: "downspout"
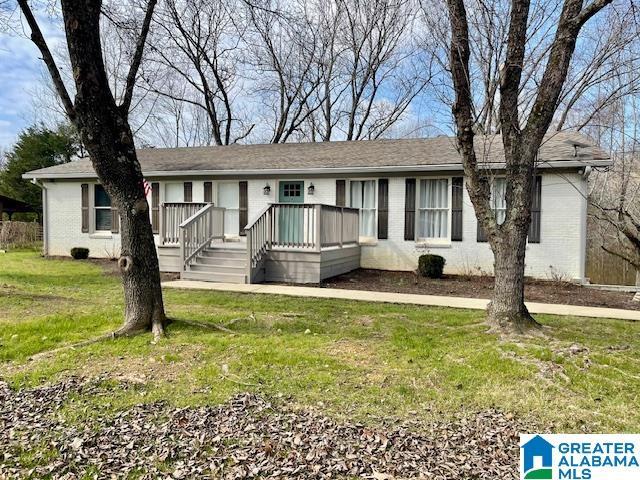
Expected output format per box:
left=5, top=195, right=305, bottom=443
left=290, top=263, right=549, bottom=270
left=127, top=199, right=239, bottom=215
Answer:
left=31, top=179, right=48, bottom=256
left=578, top=167, right=593, bottom=283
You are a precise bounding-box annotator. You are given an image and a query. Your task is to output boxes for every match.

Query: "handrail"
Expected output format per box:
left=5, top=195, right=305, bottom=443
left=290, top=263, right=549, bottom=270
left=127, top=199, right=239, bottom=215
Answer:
left=179, top=203, right=225, bottom=270
left=160, top=202, right=209, bottom=245
left=245, top=204, right=272, bottom=231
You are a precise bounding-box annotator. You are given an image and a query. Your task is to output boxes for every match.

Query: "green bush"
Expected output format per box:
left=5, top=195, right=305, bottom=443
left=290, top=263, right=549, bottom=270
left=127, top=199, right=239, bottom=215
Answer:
left=418, top=254, right=446, bottom=279
left=70, top=247, right=90, bottom=260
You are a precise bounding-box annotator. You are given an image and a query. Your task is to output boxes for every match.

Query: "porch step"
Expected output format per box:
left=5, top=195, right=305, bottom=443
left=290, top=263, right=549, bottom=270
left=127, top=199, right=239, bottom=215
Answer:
left=181, top=270, right=247, bottom=283
left=195, top=256, right=246, bottom=267
left=181, top=245, right=248, bottom=284
left=200, top=249, right=246, bottom=260
left=189, top=263, right=246, bottom=275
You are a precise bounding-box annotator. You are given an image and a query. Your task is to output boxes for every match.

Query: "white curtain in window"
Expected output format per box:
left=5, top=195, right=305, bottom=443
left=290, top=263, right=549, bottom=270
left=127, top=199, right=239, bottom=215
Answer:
left=351, top=180, right=375, bottom=237
left=492, top=178, right=507, bottom=225
left=218, top=183, right=240, bottom=235
left=419, top=179, right=449, bottom=238
left=165, top=183, right=183, bottom=203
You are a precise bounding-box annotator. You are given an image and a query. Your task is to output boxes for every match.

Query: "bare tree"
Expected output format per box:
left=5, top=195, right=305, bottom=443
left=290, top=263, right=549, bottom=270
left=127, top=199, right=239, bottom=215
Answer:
left=14, top=0, right=167, bottom=338
left=445, top=0, right=614, bottom=332
left=421, top=0, right=637, bottom=136
left=587, top=65, right=640, bottom=301
left=144, top=0, right=252, bottom=145
left=591, top=147, right=640, bottom=300
left=244, top=0, right=326, bottom=143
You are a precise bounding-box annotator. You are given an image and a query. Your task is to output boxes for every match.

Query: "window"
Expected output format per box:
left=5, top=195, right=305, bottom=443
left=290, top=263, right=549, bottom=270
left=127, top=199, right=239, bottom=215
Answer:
left=418, top=178, right=449, bottom=240
left=218, top=182, right=240, bottom=236
left=492, top=178, right=507, bottom=225
left=94, top=184, right=112, bottom=231
left=282, top=182, right=302, bottom=198
left=164, top=183, right=183, bottom=203
left=350, top=180, right=376, bottom=238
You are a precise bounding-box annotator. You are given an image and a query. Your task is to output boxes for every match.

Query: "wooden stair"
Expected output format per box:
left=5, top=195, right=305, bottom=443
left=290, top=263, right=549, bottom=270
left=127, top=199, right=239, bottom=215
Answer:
left=181, top=245, right=248, bottom=284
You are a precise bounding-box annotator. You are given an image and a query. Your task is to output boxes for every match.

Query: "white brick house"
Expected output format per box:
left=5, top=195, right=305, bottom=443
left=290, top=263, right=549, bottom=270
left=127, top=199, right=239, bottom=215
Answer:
left=24, top=132, right=610, bottom=284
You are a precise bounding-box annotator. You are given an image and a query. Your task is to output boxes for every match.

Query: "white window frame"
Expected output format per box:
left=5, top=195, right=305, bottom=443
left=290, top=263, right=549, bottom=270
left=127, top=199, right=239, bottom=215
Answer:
left=348, top=178, right=377, bottom=242
left=93, top=183, right=112, bottom=233
left=416, top=176, right=452, bottom=244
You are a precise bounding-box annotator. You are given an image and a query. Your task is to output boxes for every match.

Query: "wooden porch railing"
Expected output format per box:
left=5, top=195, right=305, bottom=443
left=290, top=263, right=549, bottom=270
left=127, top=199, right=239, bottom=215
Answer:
left=179, top=204, right=225, bottom=271
left=160, top=202, right=209, bottom=245
left=245, top=203, right=359, bottom=283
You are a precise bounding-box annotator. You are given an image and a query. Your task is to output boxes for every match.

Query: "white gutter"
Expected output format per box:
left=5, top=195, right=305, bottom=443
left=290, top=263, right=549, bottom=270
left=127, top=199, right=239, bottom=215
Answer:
left=22, top=159, right=613, bottom=180
left=30, top=179, right=48, bottom=256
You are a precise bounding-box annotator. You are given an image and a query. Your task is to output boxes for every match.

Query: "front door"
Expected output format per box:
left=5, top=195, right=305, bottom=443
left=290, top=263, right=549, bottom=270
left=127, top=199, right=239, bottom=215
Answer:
left=278, top=181, right=304, bottom=244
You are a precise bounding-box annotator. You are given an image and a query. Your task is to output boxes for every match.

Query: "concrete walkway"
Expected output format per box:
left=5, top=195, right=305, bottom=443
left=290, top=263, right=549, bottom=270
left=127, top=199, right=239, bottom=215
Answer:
left=162, top=280, right=640, bottom=321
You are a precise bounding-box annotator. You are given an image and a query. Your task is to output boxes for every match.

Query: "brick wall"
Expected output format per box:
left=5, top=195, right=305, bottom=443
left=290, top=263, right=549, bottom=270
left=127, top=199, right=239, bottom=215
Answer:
left=43, top=172, right=587, bottom=280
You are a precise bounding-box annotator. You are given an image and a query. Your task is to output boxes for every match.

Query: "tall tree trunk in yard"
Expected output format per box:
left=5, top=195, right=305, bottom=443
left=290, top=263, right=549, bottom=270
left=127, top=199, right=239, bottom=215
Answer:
left=489, top=225, right=537, bottom=330
left=446, top=0, right=613, bottom=333
left=18, top=0, right=167, bottom=338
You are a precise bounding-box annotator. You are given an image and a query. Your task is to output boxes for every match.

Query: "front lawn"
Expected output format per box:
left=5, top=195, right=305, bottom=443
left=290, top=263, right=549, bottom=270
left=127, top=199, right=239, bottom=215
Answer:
left=2, top=250, right=640, bottom=433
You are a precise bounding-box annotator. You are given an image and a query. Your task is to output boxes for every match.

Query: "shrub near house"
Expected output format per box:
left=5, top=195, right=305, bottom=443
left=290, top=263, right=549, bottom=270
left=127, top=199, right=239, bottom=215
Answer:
left=419, top=254, right=446, bottom=278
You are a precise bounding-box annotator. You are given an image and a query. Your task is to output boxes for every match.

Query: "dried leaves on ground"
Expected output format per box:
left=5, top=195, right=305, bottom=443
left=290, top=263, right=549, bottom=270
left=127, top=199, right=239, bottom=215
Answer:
left=0, top=377, right=521, bottom=479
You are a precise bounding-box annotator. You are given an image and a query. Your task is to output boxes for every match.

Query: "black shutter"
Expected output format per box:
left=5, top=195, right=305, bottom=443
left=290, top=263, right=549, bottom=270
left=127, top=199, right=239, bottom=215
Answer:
left=377, top=179, right=388, bottom=239
left=477, top=222, right=488, bottom=242
left=111, top=202, right=119, bottom=234
left=451, top=177, right=463, bottom=241
left=404, top=178, right=416, bottom=241
left=204, top=181, right=213, bottom=203
left=183, top=182, right=193, bottom=202
left=151, top=182, right=159, bottom=234
left=239, top=181, right=248, bottom=236
left=528, top=175, right=542, bottom=243
left=81, top=184, right=89, bottom=233
left=336, top=180, right=346, bottom=206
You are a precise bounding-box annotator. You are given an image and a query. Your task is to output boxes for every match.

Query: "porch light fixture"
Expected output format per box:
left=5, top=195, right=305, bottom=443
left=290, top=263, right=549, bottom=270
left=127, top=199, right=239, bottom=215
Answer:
left=307, top=183, right=315, bottom=195
left=263, top=183, right=271, bottom=195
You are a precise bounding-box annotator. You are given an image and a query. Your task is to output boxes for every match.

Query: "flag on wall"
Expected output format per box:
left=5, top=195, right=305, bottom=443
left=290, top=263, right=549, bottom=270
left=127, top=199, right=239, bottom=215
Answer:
left=143, top=179, right=152, bottom=196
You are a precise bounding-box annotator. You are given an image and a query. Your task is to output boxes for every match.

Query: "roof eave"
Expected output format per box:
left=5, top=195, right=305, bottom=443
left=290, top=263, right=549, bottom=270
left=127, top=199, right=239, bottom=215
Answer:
left=23, top=158, right=612, bottom=180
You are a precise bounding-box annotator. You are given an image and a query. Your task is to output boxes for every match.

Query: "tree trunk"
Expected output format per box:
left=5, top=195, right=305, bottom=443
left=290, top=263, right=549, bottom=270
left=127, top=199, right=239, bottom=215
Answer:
left=488, top=233, right=541, bottom=333
left=61, top=0, right=167, bottom=338
left=78, top=118, right=168, bottom=339
left=634, top=271, right=640, bottom=303
left=19, top=0, right=168, bottom=338
left=118, top=201, right=167, bottom=338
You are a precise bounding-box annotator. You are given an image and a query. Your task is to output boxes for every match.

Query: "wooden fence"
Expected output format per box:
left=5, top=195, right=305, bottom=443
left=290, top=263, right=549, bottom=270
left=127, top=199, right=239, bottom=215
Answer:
left=0, top=221, right=43, bottom=248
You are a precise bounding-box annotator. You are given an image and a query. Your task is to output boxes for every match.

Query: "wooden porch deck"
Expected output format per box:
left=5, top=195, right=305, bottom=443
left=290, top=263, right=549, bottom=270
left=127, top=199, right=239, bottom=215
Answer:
left=157, top=202, right=361, bottom=284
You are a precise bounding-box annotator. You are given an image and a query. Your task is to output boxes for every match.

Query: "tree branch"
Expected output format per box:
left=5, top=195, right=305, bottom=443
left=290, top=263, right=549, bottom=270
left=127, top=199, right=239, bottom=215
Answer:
left=120, top=0, right=158, bottom=114
left=17, top=0, right=76, bottom=121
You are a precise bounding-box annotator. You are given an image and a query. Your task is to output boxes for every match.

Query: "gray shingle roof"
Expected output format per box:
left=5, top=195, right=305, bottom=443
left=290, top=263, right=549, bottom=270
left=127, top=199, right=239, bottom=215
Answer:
left=24, top=131, right=610, bottom=179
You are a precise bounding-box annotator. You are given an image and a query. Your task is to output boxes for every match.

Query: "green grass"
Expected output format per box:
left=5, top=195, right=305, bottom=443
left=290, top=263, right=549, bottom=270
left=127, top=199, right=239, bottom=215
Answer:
left=2, top=250, right=640, bottom=431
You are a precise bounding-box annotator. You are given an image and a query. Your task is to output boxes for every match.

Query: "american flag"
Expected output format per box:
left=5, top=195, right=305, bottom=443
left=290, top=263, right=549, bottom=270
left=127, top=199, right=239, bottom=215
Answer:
left=143, top=179, right=152, bottom=196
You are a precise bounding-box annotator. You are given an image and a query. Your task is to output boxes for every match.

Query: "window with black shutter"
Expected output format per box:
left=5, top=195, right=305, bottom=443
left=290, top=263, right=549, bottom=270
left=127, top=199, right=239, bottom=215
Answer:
left=528, top=176, right=542, bottom=243
left=451, top=177, right=463, bottom=241
left=336, top=180, right=346, bottom=206
left=151, top=182, right=159, bottom=234
left=81, top=184, right=89, bottom=233
left=183, top=182, right=193, bottom=202
left=404, top=178, right=416, bottom=241
left=239, top=181, right=248, bottom=235
left=377, top=179, right=388, bottom=239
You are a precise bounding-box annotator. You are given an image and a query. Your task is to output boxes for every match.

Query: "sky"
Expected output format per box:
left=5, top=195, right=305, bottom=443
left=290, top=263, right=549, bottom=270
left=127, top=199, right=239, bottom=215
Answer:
left=0, top=11, right=64, bottom=152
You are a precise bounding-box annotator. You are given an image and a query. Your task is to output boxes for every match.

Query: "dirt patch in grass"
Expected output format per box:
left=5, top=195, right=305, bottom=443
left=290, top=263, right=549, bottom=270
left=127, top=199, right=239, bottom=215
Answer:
left=0, top=284, right=67, bottom=303
left=322, top=269, right=640, bottom=310
left=47, top=255, right=179, bottom=281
